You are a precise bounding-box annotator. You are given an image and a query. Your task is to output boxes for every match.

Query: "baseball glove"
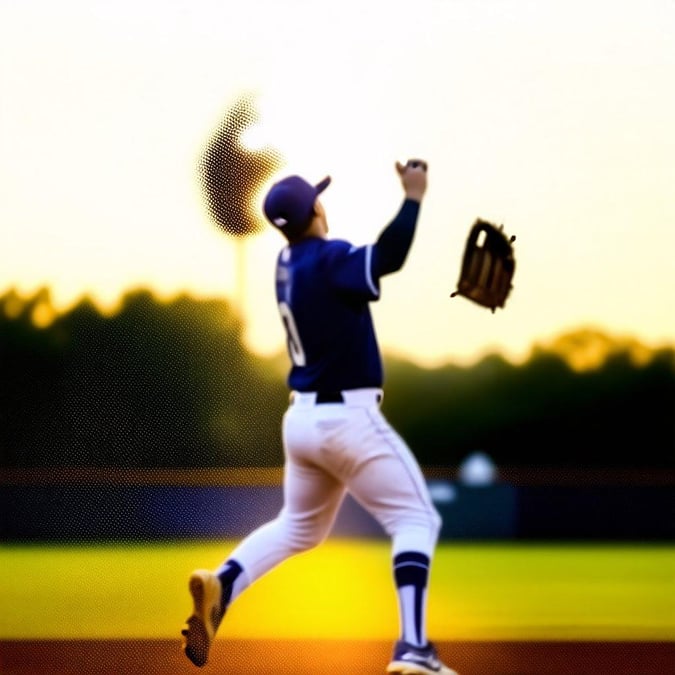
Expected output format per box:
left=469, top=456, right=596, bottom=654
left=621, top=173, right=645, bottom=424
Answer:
left=451, top=219, right=516, bottom=312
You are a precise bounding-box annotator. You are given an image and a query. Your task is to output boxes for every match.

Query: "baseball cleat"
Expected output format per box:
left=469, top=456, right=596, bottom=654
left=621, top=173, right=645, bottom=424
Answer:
left=386, top=640, right=459, bottom=675
left=181, top=569, right=224, bottom=667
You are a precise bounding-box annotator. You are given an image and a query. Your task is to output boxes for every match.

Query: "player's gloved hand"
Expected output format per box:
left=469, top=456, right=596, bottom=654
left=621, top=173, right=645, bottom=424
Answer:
left=396, top=159, right=428, bottom=202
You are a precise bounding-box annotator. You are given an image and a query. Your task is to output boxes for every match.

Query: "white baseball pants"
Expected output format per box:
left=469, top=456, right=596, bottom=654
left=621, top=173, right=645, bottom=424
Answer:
left=227, top=388, right=442, bottom=585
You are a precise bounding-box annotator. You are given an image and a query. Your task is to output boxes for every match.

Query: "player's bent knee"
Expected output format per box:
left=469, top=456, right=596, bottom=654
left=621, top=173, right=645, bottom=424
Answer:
left=430, top=507, right=442, bottom=537
left=287, top=530, right=326, bottom=553
left=389, top=506, right=442, bottom=537
left=285, top=519, right=330, bottom=553
left=388, top=507, right=443, bottom=555
left=422, top=507, right=443, bottom=543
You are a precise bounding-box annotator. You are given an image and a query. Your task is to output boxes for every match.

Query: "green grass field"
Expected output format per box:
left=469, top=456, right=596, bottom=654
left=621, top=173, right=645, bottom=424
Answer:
left=2, top=541, right=673, bottom=642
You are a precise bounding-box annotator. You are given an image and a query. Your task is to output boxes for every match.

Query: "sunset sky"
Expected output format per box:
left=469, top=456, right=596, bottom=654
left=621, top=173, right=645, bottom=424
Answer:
left=1, top=0, right=673, bottom=366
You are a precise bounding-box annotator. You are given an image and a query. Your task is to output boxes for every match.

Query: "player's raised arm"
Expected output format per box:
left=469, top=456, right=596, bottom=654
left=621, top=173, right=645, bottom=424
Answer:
left=372, top=159, right=428, bottom=278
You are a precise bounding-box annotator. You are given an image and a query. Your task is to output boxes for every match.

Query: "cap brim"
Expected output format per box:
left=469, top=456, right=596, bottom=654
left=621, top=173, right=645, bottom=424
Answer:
left=315, top=176, right=331, bottom=195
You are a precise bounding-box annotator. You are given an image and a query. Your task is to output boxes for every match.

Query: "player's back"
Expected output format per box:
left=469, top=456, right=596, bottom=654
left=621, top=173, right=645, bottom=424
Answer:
left=275, top=237, right=383, bottom=392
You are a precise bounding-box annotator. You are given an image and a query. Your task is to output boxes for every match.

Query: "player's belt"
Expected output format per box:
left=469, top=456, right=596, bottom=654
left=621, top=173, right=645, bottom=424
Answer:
left=315, top=391, right=344, bottom=403
left=290, top=388, right=383, bottom=406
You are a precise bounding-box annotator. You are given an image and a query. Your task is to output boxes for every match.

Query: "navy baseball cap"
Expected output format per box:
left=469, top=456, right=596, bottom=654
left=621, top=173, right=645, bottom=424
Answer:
left=263, top=175, right=331, bottom=238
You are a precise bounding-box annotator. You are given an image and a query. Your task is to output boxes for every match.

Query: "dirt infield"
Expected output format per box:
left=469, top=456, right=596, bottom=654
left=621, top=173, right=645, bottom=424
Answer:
left=1, top=639, right=673, bottom=675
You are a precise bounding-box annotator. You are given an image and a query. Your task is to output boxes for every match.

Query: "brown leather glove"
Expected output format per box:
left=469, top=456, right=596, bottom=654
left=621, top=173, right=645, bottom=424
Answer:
left=451, top=219, right=516, bottom=312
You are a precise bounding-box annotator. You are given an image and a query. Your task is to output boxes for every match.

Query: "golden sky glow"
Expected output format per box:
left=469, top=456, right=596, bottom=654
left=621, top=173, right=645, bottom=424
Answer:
left=1, top=0, right=674, bottom=366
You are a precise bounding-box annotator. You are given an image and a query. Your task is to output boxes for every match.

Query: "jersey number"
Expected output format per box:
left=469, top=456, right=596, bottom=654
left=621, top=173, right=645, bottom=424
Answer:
left=278, top=302, right=306, bottom=367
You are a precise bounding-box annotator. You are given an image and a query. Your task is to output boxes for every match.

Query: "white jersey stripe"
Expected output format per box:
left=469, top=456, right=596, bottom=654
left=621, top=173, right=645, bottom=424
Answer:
left=365, top=245, right=380, bottom=298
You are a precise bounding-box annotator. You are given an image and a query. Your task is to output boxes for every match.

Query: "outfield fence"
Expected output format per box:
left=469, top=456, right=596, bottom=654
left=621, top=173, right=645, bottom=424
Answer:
left=1, top=467, right=673, bottom=542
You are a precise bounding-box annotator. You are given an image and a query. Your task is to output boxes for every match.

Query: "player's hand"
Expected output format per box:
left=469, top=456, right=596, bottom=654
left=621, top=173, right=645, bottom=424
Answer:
left=396, top=159, right=428, bottom=202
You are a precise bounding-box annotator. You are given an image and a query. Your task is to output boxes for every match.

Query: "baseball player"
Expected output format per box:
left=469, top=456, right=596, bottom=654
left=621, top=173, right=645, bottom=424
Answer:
left=182, top=160, right=458, bottom=675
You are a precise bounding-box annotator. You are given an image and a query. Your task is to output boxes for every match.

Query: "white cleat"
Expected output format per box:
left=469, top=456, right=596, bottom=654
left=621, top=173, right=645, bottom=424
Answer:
left=386, top=640, right=459, bottom=675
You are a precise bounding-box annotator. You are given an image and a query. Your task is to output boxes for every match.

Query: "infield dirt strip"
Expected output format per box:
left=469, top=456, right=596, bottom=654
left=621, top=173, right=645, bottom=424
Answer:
left=1, top=640, right=673, bottom=675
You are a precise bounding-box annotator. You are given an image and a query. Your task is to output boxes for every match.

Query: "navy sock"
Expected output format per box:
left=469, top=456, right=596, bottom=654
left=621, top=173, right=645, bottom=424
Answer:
left=393, top=551, right=430, bottom=647
left=217, top=560, right=243, bottom=610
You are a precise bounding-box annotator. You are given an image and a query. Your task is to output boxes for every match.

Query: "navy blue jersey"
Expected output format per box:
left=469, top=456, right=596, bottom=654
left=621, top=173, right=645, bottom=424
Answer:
left=276, top=238, right=382, bottom=391
left=275, top=199, right=420, bottom=392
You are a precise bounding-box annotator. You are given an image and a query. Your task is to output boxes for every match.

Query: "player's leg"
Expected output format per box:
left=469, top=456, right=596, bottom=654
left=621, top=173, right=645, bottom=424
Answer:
left=348, top=436, right=440, bottom=651
left=182, top=408, right=345, bottom=666
left=218, top=402, right=347, bottom=595
left=218, top=456, right=346, bottom=592
left=340, top=403, right=457, bottom=674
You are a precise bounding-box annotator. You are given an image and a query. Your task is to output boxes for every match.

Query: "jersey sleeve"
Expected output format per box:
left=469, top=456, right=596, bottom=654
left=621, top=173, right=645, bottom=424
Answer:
left=322, top=240, right=380, bottom=301
left=372, top=198, right=420, bottom=278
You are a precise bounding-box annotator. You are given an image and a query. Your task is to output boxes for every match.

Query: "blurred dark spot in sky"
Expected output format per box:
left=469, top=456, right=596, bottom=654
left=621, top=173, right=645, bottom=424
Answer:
left=197, top=95, right=284, bottom=238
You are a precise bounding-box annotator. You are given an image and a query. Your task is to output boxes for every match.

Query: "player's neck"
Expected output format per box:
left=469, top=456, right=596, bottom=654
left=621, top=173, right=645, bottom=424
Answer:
left=293, top=217, right=328, bottom=243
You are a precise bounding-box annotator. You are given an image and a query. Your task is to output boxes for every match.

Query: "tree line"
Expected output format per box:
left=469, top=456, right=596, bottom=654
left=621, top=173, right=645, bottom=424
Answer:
left=1, top=288, right=673, bottom=468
